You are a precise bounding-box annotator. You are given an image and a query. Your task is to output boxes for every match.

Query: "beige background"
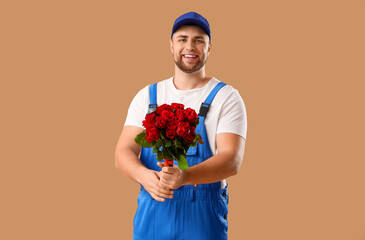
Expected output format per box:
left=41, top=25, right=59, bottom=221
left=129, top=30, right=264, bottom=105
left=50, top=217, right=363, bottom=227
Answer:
left=1, top=0, right=364, bottom=239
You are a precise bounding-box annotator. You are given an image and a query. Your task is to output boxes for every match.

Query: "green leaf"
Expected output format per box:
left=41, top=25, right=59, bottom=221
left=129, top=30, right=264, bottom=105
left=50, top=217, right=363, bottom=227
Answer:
left=162, top=147, right=173, bottom=160
left=194, top=134, right=204, bottom=145
left=160, top=134, right=165, bottom=140
left=178, top=154, right=189, bottom=171
left=157, top=151, right=163, bottom=161
left=177, top=148, right=184, bottom=156
left=134, top=131, right=146, bottom=144
left=165, top=140, right=172, bottom=148
left=163, top=153, right=173, bottom=160
left=167, top=147, right=178, bottom=160
left=134, top=131, right=154, bottom=148
left=153, top=146, right=158, bottom=153
left=155, top=139, right=162, bottom=148
left=175, top=138, right=183, bottom=149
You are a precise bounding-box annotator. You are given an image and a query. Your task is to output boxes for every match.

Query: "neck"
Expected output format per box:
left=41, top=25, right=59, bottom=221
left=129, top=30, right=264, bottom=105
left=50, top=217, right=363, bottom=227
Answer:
left=173, top=65, right=211, bottom=90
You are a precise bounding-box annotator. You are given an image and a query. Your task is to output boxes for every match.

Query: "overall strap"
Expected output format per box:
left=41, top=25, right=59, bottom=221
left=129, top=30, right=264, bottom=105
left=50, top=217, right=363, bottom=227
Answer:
left=148, top=83, right=158, bottom=113
left=198, top=82, right=227, bottom=120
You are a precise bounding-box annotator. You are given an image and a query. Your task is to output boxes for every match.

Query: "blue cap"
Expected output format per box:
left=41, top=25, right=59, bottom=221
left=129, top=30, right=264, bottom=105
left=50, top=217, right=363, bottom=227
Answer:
left=171, top=12, right=211, bottom=42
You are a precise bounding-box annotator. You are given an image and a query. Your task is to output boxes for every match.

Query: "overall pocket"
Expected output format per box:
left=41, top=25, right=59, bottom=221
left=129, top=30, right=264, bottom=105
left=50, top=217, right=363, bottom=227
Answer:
left=133, top=194, right=154, bottom=235
left=210, top=198, right=229, bottom=233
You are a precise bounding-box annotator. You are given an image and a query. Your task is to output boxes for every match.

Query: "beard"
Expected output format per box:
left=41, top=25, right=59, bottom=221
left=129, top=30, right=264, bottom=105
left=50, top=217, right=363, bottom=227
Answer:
left=174, top=55, right=207, bottom=73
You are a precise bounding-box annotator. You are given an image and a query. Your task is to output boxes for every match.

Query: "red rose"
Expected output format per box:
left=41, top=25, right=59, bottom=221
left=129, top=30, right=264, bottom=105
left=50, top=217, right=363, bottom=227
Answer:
left=145, top=112, right=156, bottom=122
left=187, top=126, right=196, bottom=135
left=142, top=112, right=156, bottom=129
left=165, top=128, right=176, bottom=139
left=184, top=133, right=195, bottom=143
left=179, top=121, right=190, bottom=129
left=146, top=126, right=160, bottom=143
left=156, top=104, right=172, bottom=115
left=185, top=108, right=198, bottom=123
left=156, top=116, right=167, bottom=129
left=142, top=119, right=155, bottom=129
left=177, top=121, right=190, bottom=137
left=177, top=126, right=186, bottom=137
left=171, top=103, right=184, bottom=111
left=175, top=109, right=186, bottom=121
left=167, top=122, right=177, bottom=130
left=161, top=110, right=174, bottom=122
left=171, top=116, right=181, bottom=124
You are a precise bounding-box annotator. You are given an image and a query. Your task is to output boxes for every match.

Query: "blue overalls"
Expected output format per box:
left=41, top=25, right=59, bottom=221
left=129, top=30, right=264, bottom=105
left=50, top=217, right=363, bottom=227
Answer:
left=133, top=82, right=229, bottom=240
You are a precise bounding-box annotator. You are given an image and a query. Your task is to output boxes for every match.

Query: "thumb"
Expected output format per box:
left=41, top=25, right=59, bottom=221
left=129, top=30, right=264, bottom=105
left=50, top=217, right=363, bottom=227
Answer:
left=157, top=162, right=164, bottom=168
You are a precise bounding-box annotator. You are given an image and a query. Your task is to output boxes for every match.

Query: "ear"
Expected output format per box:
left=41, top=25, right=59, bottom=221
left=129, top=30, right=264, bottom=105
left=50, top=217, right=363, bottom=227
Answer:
left=207, top=41, right=212, bottom=56
left=170, top=38, right=174, bottom=54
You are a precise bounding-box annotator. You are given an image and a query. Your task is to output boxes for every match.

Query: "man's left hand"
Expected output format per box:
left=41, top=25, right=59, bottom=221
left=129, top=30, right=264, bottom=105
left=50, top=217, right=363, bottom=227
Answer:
left=157, top=162, right=186, bottom=190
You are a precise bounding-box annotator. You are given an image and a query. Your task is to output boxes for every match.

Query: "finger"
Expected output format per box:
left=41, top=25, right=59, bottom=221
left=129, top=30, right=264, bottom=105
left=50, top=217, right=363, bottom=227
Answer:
left=149, top=192, right=165, bottom=202
left=155, top=171, right=169, bottom=183
left=161, top=167, right=177, bottom=174
left=156, top=182, right=174, bottom=194
left=161, top=172, right=179, bottom=182
left=151, top=183, right=173, bottom=198
left=155, top=190, right=174, bottom=199
left=160, top=177, right=174, bottom=185
left=156, top=162, right=164, bottom=168
left=160, top=176, right=177, bottom=188
left=149, top=180, right=172, bottom=194
left=152, top=172, right=170, bottom=190
left=149, top=186, right=172, bottom=200
left=156, top=180, right=171, bottom=191
left=160, top=179, right=174, bottom=189
left=160, top=172, right=172, bottom=180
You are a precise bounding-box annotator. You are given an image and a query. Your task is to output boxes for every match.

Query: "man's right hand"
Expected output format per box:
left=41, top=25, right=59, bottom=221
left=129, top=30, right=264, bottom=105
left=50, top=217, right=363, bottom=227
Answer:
left=115, top=125, right=174, bottom=202
left=139, top=168, right=174, bottom=202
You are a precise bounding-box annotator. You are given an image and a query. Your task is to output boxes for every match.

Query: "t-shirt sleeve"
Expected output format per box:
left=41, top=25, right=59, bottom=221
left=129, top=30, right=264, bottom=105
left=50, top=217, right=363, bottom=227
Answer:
left=124, top=86, right=149, bottom=128
left=216, top=89, right=247, bottom=140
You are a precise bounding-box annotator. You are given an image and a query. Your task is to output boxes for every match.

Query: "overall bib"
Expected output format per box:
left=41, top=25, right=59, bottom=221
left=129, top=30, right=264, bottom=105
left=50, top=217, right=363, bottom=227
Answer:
left=133, top=82, right=229, bottom=240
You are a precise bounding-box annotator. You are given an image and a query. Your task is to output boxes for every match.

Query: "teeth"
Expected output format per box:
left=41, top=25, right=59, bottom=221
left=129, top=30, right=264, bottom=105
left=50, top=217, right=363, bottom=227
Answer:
left=184, top=55, right=197, bottom=58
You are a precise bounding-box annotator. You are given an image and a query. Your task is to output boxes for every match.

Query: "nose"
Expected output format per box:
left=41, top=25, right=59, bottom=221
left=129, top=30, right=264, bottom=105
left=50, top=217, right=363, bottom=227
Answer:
left=185, top=40, right=196, bottom=51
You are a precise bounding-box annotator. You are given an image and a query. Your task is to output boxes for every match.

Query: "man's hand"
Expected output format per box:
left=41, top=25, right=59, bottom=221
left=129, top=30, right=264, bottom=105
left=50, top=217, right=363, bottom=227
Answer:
left=115, top=126, right=175, bottom=202
left=139, top=168, right=174, bottom=202
left=157, top=162, right=186, bottom=190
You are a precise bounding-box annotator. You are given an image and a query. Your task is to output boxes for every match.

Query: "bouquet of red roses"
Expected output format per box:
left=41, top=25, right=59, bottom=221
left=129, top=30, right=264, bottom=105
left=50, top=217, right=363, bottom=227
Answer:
left=134, top=103, right=204, bottom=171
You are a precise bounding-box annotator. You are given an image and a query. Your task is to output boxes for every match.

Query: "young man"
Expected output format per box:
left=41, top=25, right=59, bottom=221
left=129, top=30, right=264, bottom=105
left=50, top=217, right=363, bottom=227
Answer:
left=115, top=11, right=247, bottom=240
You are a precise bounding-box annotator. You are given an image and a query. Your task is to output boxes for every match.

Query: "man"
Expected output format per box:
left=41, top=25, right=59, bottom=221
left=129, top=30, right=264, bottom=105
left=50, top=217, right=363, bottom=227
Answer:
left=115, top=11, right=247, bottom=240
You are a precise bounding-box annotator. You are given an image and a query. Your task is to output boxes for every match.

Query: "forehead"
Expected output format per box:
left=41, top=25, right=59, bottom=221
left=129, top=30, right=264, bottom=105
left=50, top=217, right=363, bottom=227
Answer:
left=173, top=25, right=208, bottom=39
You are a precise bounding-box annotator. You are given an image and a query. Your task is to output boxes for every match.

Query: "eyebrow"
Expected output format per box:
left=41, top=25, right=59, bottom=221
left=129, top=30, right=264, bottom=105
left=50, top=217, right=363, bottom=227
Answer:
left=176, top=35, right=205, bottom=39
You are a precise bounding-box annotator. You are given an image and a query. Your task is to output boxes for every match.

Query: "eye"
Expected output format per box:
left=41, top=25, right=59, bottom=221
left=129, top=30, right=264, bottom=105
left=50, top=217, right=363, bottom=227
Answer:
left=179, top=39, right=186, bottom=42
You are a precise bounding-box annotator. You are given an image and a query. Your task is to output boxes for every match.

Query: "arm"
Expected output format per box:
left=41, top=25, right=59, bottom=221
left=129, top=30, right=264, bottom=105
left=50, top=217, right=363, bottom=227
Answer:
left=115, top=125, right=174, bottom=201
left=158, top=132, right=246, bottom=189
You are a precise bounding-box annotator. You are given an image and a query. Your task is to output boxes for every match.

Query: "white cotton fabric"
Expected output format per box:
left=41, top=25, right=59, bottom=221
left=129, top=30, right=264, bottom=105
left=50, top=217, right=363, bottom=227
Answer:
left=124, top=76, right=247, bottom=188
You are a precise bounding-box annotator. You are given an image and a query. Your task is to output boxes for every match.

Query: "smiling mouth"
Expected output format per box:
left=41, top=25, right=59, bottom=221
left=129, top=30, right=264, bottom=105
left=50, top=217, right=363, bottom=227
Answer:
left=182, top=54, right=198, bottom=62
left=182, top=54, right=198, bottom=58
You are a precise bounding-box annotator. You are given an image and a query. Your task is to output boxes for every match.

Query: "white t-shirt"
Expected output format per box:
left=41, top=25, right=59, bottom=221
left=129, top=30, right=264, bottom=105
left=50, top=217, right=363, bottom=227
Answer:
left=124, top=76, right=247, bottom=187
